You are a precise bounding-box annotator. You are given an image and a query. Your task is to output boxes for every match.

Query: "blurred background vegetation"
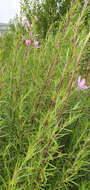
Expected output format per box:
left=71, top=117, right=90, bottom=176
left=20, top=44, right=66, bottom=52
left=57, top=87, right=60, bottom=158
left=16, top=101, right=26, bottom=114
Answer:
left=21, top=0, right=89, bottom=38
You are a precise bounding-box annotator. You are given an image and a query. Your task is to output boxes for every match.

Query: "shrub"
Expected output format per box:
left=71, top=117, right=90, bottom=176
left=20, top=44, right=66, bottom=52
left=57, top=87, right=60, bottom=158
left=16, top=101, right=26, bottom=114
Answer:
left=21, top=0, right=71, bottom=38
left=0, top=0, right=90, bottom=190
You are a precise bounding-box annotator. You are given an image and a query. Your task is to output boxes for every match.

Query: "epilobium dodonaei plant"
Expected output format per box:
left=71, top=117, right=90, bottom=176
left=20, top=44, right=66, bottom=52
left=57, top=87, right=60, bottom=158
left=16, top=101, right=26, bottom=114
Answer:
left=0, top=0, right=90, bottom=190
left=25, top=18, right=40, bottom=48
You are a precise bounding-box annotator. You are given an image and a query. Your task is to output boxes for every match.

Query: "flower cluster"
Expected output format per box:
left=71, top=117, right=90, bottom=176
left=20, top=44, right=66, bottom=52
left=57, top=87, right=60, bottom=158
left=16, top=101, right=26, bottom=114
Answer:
left=25, top=40, right=31, bottom=47
left=34, top=41, right=40, bottom=48
left=77, top=76, right=89, bottom=90
left=26, top=21, right=32, bottom=28
left=25, top=17, right=40, bottom=49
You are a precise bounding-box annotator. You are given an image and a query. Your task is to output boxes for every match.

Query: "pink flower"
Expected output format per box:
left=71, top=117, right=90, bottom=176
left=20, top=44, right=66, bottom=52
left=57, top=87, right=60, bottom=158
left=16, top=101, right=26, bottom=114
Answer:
left=34, top=41, right=40, bottom=48
left=34, top=16, right=38, bottom=21
left=78, top=76, right=89, bottom=90
left=25, top=40, right=31, bottom=47
left=26, top=21, right=32, bottom=28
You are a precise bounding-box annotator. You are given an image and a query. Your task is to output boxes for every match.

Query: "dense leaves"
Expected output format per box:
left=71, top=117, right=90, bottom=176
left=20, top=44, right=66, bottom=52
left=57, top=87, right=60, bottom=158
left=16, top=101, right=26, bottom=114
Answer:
left=22, top=0, right=71, bottom=38
left=0, top=0, right=90, bottom=190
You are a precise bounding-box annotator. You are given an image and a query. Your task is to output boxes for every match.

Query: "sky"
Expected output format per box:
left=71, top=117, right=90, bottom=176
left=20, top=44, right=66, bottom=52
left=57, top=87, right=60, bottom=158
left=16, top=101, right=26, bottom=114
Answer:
left=0, top=0, right=20, bottom=23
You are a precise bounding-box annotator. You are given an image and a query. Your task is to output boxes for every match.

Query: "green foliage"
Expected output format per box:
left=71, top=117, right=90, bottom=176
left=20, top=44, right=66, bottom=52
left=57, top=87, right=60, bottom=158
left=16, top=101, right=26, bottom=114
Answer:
left=22, top=0, right=90, bottom=39
left=22, top=0, right=71, bottom=38
left=0, top=32, right=14, bottom=61
left=0, top=0, right=90, bottom=190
